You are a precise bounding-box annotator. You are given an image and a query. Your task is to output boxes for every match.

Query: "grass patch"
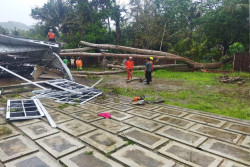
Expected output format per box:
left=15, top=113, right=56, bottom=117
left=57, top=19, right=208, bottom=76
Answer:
left=85, top=151, right=93, bottom=155
left=57, top=103, right=70, bottom=109
left=105, top=152, right=111, bottom=157
left=0, top=126, right=12, bottom=136
left=102, top=70, right=250, bottom=120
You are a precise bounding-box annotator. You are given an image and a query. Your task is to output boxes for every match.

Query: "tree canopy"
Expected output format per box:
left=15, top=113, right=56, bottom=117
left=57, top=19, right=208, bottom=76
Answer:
left=8, top=0, right=249, bottom=62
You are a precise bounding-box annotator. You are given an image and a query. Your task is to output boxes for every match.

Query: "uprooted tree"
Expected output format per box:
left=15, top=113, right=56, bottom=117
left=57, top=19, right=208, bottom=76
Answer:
left=60, top=41, right=233, bottom=69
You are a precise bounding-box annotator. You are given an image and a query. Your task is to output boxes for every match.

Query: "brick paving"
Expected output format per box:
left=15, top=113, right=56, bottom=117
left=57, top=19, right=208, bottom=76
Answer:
left=0, top=92, right=250, bottom=167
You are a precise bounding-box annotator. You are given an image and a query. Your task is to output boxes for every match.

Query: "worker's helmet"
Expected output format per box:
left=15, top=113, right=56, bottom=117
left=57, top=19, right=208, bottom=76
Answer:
left=129, top=56, right=132, bottom=59
left=49, top=29, right=53, bottom=32
left=150, top=57, right=153, bottom=60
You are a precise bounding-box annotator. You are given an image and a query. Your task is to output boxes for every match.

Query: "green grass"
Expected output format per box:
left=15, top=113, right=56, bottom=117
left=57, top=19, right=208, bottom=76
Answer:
left=100, top=70, right=250, bottom=120
left=85, top=151, right=93, bottom=155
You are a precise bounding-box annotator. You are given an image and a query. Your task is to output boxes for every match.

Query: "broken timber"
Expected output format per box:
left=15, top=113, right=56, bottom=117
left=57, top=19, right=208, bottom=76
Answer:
left=77, top=41, right=223, bottom=69
left=107, top=64, right=187, bottom=70
left=71, top=70, right=126, bottom=75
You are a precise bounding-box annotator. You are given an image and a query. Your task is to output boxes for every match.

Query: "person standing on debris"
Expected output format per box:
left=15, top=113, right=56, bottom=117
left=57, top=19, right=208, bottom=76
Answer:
left=149, top=57, right=154, bottom=82
left=63, top=57, right=69, bottom=67
left=125, top=57, right=134, bottom=80
left=145, top=58, right=152, bottom=85
left=76, top=57, right=83, bottom=71
left=47, top=29, right=56, bottom=42
left=70, top=57, right=75, bottom=69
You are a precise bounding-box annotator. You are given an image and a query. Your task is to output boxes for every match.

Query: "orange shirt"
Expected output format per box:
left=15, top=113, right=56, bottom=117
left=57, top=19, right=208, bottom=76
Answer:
left=76, top=60, right=82, bottom=67
left=125, top=60, right=134, bottom=69
left=150, top=60, right=153, bottom=70
left=47, top=32, right=55, bottom=39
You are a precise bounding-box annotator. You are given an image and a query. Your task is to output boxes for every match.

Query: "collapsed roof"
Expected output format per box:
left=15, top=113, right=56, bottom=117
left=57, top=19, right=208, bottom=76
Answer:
left=0, top=34, right=73, bottom=81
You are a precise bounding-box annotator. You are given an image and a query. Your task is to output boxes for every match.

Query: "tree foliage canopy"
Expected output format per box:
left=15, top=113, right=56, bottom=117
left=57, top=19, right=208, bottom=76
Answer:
left=8, top=0, right=248, bottom=62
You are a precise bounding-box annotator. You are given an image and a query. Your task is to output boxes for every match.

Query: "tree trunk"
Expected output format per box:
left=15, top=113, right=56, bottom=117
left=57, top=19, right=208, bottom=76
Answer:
left=79, top=41, right=223, bottom=69
left=107, top=64, right=187, bottom=70
left=61, top=47, right=95, bottom=53
left=71, top=70, right=125, bottom=75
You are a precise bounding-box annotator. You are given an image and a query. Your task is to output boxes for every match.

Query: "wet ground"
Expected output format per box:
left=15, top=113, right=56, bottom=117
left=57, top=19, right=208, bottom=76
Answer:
left=0, top=80, right=250, bottom=167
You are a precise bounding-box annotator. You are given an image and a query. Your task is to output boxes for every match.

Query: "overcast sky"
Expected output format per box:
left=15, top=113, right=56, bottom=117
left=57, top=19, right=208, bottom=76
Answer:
left=0, top=0, right=129, bottom=26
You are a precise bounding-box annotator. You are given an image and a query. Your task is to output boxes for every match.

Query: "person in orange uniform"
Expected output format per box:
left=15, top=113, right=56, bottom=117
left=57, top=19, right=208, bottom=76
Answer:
left=149, top=57, right=154, bottom=82
left=47, top=29, right=56, bottom=42
left=125, top=57, right=134, bottom=80
left=76, top=57, right=83, bottom=71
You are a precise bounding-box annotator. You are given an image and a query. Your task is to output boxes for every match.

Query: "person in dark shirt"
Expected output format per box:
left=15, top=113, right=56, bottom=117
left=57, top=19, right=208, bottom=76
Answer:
left=145, top=58, right=152, bottom=85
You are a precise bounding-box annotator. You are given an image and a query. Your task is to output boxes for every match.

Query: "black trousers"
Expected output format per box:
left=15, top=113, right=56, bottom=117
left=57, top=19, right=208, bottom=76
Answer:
left=145, top=71, right=151, bottom=84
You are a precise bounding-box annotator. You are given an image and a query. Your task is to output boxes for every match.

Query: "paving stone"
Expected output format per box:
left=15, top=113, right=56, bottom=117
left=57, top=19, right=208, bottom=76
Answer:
left=154, top=107, right=188, bottom=117
left=11, top=119, right=41, bottom=127
left=184, top=114, right=226, bottom=128
left=107, top=109, right=134, bottom=121
left=240, top=136, right=250, bottom=149
left=124, top=117, right=164, bottom=132
left=60, top=147, right=123, bottom=167
left=0, top=124, right=19, bottom=140
left=57, top=105, right=83, bottom=114
left=219, top=159, right=247, bottom=167
left=91, top=119, right=130, bottom=134
left=112, top=144, right=175, bottom=167
left=5, top=152, right=61, bottom=167
left=200, top=139, right=250, bottom=165
left=46, top=112, right=73, bottom=124
left=154, top=115, right=195, bottom=129
left=224, top=123, right=250, bottom=135
left=19, top=92, right=34, bottom=98
left=106, top=103, right=135, bottom=112
left=92, top=99, right=110, bottom=104
left=156, top=126, right=207, bottom=147
left=58, top=119, right=96, bottom=136
left=0, top=117, right=6, bottom=125
left=0, top=136, right=38, bottom=162
left=44, top=106, right=58, bottom=114
left=158, top=141, right=223, bottom=167
left=120, top=128, right=168, bottom=149
left=173, top=164, right=186, bottom=167
left=79, top=129, right=126, bottom=153
left=135, top=103, right=160, bottom=111
left=43, top=101, right=61, bottom=108
left=20, top=121, right=60, bottom=140
left=36, top=132, right=84, bottom=158
left=190, top=124, right=241, bottom=144
left=79, top=103, right=108, bottom=113
left=127, top=108, right=160, bottom=119
left=70, top=111, right=103, bottom=122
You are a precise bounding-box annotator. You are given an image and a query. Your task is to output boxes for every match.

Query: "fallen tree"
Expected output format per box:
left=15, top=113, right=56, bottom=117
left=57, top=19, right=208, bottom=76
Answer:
left=107, top=64, right=187, bottom=70
left=60, top=52, right=167, bottom=59
left=71, top=70, right=125, bottom=75
left=61, top=47, right=95, bottom=53
left=78, top=41, right=224, bottom=69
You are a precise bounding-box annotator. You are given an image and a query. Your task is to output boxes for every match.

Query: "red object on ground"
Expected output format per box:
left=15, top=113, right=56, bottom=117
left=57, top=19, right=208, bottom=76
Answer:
left=98, top=113, right=111, bottom=118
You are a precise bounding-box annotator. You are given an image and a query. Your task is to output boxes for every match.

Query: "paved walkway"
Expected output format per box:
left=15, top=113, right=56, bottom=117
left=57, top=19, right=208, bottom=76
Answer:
left=0, top=91, right=250, bottom=167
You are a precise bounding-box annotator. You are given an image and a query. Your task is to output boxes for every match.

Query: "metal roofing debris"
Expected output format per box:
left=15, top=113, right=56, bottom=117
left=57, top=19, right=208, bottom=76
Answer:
left=0, top=65, right=47, bottom=90
left=6, top=99, right=45, bottom=120
left=32, top=79, right=102, bottom=104
left=36, top=99, right=56, bottom=128
left=0, top=34, right=73, bottom=81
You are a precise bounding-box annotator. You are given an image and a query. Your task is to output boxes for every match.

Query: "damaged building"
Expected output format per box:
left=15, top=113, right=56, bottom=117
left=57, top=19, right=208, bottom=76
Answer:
left=0, top=34, right=73, bottom=81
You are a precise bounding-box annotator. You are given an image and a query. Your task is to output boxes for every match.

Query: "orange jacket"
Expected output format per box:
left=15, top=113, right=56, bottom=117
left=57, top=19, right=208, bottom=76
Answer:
left=150, top=60, right=153, bottom=70
left=76, top=60, right=82, bottom=67
left=125, top=60, right=134, bottom=70
left=47, top=32, right=55, bottom=39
